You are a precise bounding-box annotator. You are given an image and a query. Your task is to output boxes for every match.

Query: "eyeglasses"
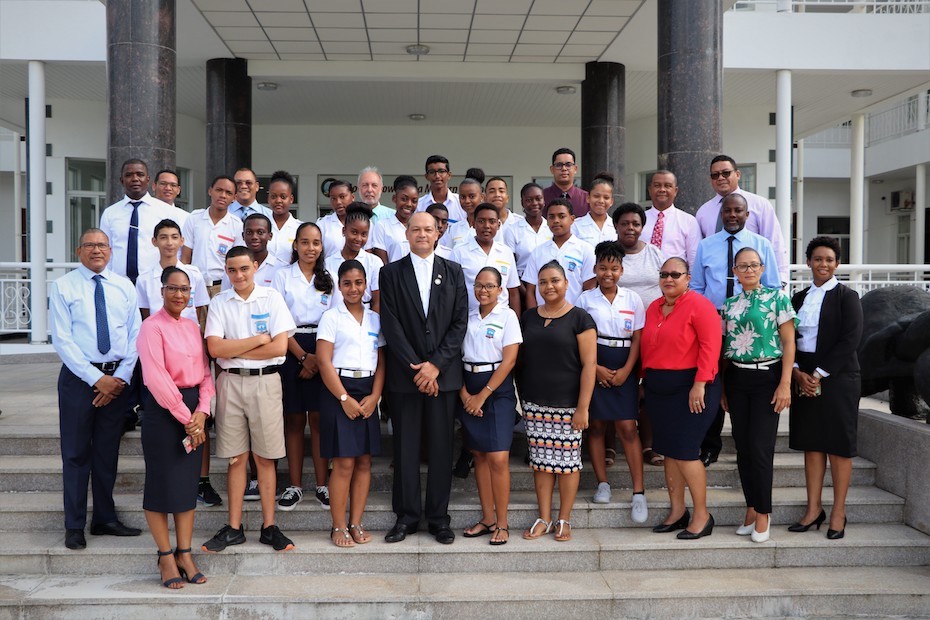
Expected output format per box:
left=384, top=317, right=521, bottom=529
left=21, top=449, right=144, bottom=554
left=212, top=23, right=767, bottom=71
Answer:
left=235, top=180, right=256, bottom=186
left=426, top=168, right=449, bottom=176
left=734, top=262, right=763, bottom=272
left=80, top=242, right=109, bottom=251
left=473, top=283, right=499, bottom=291
left=162, top=285, right=191, bottom=294
left=156, top=181, right=180, bottom=189
left=552, top=162, right=575, bottom=170
left=658, top=271, right=687, bottom=280
left=710, top=169, right=736, bottom=180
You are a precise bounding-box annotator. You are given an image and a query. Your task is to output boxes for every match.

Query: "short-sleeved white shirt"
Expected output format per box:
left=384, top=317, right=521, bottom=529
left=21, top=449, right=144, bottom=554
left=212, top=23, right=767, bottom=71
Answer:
left=182, top=208, right=244, bottom=285
left=318, top=213, right=372, bottom=259
left=316, top=302, right=385, bottom=372
left=575, top=287, right=646, bottom=339
left=370, top=214, right=407, bottom=256
left=571, top=215, right=618, bottom=248
left=205, top=284, right=296, bottom=369
left=268, top=215, right=302, bottom=264
left=522, top=235, right=596, bottom=305
left=462, top=304, right=523, bottom=364
left=450, top=237, right=520, bottom=312
left=221, top=253, right=285, bottom=291
left=324, top=251, right=384, bottom=306
left=270, top=261, right=334, bottom=326
left=434, top=245, right=453, bottom=260
left=136, top=262, right=209, bottom=322
left=503, top=217, right=552, bottom=279
left=416, top=191, right=465, bottom=224
left=443, top=220, right=475, bottom=249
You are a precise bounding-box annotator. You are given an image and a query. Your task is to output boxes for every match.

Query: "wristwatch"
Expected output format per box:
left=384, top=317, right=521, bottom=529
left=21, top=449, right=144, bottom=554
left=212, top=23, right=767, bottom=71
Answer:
left=340, top=393, right=348, bottom=402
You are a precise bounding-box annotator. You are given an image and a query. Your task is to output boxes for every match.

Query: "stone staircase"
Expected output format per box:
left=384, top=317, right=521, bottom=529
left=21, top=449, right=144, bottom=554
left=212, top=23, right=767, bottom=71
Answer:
left=1, top=360, right=929, bottom=618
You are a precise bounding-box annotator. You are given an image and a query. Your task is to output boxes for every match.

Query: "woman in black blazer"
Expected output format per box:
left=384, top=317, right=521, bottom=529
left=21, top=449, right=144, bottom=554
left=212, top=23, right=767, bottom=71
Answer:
left=787, top=236, right=863, bottom=540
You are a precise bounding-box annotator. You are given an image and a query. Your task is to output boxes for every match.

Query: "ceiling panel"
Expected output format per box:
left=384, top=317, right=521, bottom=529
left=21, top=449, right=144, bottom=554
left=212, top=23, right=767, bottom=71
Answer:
left=256, top=12, right=314, bottom=27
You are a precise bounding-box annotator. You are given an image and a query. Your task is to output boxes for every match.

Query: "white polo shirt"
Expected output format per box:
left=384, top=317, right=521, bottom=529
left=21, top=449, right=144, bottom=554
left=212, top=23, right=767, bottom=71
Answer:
left=182, top=208, right=244, bottom=286
left=268, top=214, right=302, bottom=264
left=503, top=217, right=552, bottom=279
left=370, top=214, right=408, bottom=257
left=444, top=220, right=475, bottom=249
left=205, top=284, right=296, bottom=369
left=450, top=237, right=520, bottom=312
left=416, top=191, right=466, bottom=224
left=317, top=302, right=385, bottom=372
left=571, top=214, right=618, bottom=248
left=324, top=251, right=384, bottom=307
left=522, top=235, right=596, bottom=305
left=462, top=304, right=522, bottom=364
left=270, top=261, right=334, bottom=326
left=136, top=262, right=209, bottom=323
left=575, top=286, right=645, bottom=339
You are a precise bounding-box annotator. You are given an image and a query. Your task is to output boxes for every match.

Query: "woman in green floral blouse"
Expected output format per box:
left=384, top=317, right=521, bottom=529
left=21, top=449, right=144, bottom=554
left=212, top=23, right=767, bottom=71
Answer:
left=721, top=247, right=797, bottom=543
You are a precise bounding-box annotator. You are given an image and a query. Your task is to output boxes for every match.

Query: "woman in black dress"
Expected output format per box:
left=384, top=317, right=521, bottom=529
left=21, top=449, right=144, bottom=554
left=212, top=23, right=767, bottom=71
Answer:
left=788, top=236, right=863, bottom=539
left=519, top=260, right=597, bottom=542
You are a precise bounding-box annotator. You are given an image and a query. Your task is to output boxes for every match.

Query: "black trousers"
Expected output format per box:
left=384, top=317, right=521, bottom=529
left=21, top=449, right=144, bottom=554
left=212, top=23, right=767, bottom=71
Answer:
left=724, top=364, right=782, bottom=514
left=389, top=390, right=455, bottom=529
left=58, top=365, right=134, bottom=529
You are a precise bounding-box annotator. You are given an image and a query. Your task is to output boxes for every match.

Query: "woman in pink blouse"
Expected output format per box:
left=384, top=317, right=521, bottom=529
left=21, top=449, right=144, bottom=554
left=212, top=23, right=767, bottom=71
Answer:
left=137, top=267, right=215, bottom=589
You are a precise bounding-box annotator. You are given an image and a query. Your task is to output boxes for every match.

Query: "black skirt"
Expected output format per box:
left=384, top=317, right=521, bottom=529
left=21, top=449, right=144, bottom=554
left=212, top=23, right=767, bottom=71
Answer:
left=789, top=351, right=859, bottom=458
left=281, top=331, right=322, bottom=414
left=141, top=386, right=203, bottom=513
left=457, top=369, right=517, bottom=453
left=319, top=375, right=381, bottom=459
left=644, top=368, right=722, bottom=461
left=590, top=344, right=638, bottom=421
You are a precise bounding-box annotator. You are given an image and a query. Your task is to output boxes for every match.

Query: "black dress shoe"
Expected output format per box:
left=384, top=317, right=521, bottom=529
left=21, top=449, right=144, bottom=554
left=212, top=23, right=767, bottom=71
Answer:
left=787, top=509, right=826, bottom=533
left=385, top=522, right=416, bottom=543
left=652, top=509, right=690, bottom=533
left=699, top=451, right=718, bottom=468
left=90, top=520, right=142, bottom=537
left=65, top=529, right=86, bottom=550
left=677, top=514, right=715, bottom=540
left=429, top=525, right=455, bottom=545
left=827, top=517, right=847, bottom=540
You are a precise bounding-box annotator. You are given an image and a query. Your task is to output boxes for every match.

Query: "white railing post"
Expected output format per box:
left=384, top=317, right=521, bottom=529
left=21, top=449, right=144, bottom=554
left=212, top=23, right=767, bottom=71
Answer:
left=28, top=60, right=48, bottom=344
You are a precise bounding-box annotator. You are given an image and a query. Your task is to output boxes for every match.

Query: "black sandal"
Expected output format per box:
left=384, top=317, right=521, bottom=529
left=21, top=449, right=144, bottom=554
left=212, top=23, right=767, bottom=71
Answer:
left=174, top=547, right=206, bottom=584
left=463, top=521, right=496, bottom=538
left=489, top=527, right=509, bottom=546
left=157, top=549, right=184, bottom=589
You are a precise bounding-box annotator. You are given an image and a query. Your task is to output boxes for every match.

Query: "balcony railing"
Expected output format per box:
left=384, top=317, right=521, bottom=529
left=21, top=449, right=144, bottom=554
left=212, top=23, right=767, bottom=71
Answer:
left=732, top=0, right=930, bottom=12
left=867, top=93, right=929, bottom=145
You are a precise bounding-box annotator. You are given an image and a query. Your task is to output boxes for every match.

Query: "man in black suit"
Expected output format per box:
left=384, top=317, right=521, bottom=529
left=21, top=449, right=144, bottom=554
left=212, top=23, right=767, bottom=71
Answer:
left=379, top=209, right=468, bottom=544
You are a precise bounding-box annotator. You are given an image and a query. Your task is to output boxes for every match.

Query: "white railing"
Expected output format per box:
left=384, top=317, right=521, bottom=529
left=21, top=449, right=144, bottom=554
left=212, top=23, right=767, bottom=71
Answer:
left=732, top=0, right=930, bottom=12
left=804, top=124, right=852, bottom=148
left=867, top=93, right=929, bottom=145
left=0, top=262, right=79, bottom=335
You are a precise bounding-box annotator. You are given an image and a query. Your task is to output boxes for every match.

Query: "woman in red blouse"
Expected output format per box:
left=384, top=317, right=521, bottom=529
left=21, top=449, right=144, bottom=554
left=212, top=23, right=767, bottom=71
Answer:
left=641, top=257, right=722, bottom=540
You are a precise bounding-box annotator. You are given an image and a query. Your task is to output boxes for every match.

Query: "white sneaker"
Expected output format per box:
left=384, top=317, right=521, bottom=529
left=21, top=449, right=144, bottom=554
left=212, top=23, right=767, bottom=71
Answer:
left=631, top=493, right=648, bottom=523
left=592, top=482, right=611, bottom=504
left=243, top=479, right=260, bottom=501
left=277, top=486, right=303, bottom=511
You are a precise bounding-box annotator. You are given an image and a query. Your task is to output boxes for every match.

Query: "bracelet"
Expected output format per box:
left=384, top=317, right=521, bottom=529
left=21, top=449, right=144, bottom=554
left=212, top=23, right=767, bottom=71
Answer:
left=484, top=385, right=493, bottom=393
left=300, top=353, right=309, bottom=363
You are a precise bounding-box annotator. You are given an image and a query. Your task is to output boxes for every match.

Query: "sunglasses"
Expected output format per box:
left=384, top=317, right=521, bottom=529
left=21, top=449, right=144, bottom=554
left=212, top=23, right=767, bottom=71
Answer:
left=659, top=271, right=688, bottom=280
left=710, top=169, right=736, bottom=180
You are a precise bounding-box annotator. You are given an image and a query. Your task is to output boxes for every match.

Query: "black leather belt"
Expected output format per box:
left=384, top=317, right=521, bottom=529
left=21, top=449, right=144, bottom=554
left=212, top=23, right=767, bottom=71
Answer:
left=91, top=361, right=121, bottom=374
left=221, top=366, right=280, bottom=376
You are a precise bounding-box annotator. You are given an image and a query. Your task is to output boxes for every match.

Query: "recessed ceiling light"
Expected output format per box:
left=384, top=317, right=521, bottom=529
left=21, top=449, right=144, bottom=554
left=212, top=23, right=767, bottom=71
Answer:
left=556, top=85, right=577, bottom=95
left=851, top=89, right=873, bottom=98
left=408, top=113, right=426, bottom=121
left=257, top=82, right=278, bottom=91
left=406, top=44, right=430, bottom=56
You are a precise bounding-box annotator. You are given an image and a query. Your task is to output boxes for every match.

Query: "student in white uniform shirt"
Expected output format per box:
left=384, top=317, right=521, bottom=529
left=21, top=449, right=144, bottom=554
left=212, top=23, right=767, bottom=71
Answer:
left=137, top=219, right=209, bottom=324
left=571, top=173, right=618, bottom=247
left=505, top=182, right=552, bottom=280
left=324, top=205, right=384, bottom=313
left=426, top=203, right=453, bottom=260
left=266, top=170, right=302, bottom=265
left=316, top=260, right=386, bottom=547
left=575, top=241, right=648, bottom=523
left=458, top=266, right=522, bottom=546
left=181, top=175, right=244, bottom=298
left=444, top=176, right=483, bottom=250
left=270, top=222, right=333, bottom=511
left=451, top=203, right=520, bottom=313
left=485, top=177, right=523, bottom=240
left=317, top=180, right=359, bottom=259
left=522, top=198, right=596, bottom=308
left=415, top=155, right=466, bottom=224
left=151, top=169, right=190, bottom=232
left=220, top=214, right=284, bottom=291
left=371, top=175, right=418, bottom=264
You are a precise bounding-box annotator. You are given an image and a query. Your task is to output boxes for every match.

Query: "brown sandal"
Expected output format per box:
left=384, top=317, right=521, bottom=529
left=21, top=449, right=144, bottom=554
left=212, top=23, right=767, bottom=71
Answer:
left=348, top=524, right=371, bottom=544
left=331, top=527, right=355, bottom=548
left=643, top=448, right=665, bottom=466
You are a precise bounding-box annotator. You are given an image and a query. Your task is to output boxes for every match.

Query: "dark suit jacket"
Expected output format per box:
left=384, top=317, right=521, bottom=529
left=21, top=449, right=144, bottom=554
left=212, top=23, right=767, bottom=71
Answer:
left=380, top=253, right=468, bottom=393
left=792, top=283, right=863, bottom=375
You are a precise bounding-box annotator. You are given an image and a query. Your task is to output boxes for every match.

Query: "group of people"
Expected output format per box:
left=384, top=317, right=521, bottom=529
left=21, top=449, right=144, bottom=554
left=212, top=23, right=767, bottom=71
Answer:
left=50, top=148, right=862, bottom=591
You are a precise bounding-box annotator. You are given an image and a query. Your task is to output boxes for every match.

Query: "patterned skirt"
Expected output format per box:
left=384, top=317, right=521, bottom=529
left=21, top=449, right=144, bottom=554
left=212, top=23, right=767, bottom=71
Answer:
left=522, top=401, right=583, bottom=474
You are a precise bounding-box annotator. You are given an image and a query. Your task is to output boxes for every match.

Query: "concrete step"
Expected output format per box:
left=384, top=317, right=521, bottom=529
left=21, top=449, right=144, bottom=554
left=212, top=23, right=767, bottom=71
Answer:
left=1, top=566, right=928, bottom=619
left=0, top=452, right=877, bottom=494
left=3, top=523, right=929, bottom=577
left=0, top=486, right=904, bottom=533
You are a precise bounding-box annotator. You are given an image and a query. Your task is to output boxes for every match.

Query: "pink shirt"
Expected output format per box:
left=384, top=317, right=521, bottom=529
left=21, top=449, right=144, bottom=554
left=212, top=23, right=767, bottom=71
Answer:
left=137, top=309, right=215, bottom=425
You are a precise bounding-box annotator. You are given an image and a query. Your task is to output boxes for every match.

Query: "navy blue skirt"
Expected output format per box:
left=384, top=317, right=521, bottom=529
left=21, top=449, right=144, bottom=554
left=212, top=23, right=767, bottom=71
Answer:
left=141, top=386, right=202, bottom=513
left=319, top=375, right=381, bottom=459
left=590, top=343, right=639, bottom=421
left=281, top=331, right=322, bottom=414
left=644, top=368, right=722, bottom=461
left=458, top=369, right=517, bottom=453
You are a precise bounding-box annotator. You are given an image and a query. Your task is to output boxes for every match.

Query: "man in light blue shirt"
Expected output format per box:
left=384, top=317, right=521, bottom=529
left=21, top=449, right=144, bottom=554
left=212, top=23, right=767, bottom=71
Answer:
left=691, top=193, right=781, bottom=310
left=229, top=167, right=273, bottom=220
left=50, top=228, right=142, bottom=550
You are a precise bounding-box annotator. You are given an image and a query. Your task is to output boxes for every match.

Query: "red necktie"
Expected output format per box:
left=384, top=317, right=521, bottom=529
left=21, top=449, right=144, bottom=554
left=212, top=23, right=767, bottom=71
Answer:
left=650, top=211, right=664, bottom=249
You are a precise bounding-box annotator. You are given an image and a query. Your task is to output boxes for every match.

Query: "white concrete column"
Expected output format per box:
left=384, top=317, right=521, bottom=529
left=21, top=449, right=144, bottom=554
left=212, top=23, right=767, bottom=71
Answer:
left=13, top=131, right=22, bottom=262
left=776, top=69, right=793, bottom=267
left=850, top=113, right=865, bottom=265
left=917, top=163, right=927, bottom=264
left=796, top=138, right=805, bottom=262
left=28, top=60, right=48, bottom=344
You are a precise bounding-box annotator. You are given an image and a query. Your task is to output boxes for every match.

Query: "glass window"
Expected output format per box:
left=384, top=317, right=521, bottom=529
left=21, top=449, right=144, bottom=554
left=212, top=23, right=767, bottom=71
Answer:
left=66, top=159, right=107, bottom=255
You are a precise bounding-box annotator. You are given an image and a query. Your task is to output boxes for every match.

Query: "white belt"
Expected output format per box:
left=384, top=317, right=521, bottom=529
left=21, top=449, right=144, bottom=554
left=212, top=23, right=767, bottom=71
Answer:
left=337, top=368, right=374, bottom=378
left=732, top=359, right=780, bottom=370
left=596, top=337, right=631, bottom=348
left=295, top=325, right=318, bottom=334
left=463, top=361, right=500, bottom=373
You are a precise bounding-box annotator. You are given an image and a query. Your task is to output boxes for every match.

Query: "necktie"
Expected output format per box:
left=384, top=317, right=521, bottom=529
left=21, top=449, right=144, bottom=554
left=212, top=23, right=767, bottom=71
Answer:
left=715, top=196, right=725, bottom=233
left=651, top=211, right=665, bottom=249
left=93, top=274, right=111, bottom=354
left=561, top=192, right=569, bottom=200
left=726, top=235, right=736, bottom=299
left=127, top=200, right=142, bottom=283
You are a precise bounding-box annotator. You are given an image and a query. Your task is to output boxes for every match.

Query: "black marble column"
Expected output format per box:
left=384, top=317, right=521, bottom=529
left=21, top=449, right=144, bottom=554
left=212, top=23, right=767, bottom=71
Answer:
left=107, top=0, right=176, bottom=204
left=657, top=0, right=722, bottom=214
left=581, top=61, right=625, bottom=205
left=206, top=58, right=251, bottom=184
